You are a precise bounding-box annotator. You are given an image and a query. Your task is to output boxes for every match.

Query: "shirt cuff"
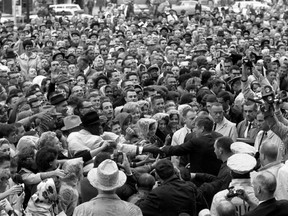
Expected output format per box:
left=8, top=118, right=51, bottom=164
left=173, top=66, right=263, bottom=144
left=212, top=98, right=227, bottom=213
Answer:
left=139, top=146, right=143, bottom=154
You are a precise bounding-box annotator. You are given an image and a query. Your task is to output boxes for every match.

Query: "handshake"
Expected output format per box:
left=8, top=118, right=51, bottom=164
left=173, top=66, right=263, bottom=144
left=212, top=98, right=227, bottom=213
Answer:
left=143, top=145, right=169, bottom=156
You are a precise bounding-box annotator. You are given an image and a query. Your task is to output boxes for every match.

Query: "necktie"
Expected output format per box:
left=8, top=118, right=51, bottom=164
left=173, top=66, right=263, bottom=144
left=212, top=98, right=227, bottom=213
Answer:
left=258, top=131, right=268, bottom=151
left=244, top=122, right=252, bottom=138
left=213, top=123, right=217, bottom=131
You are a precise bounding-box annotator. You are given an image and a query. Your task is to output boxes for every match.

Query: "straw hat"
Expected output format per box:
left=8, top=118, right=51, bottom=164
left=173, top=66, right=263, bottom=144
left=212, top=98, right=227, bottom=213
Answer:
left=87, top=159, right=127, bottom=191
left=61, top=115, right=82, bottom=131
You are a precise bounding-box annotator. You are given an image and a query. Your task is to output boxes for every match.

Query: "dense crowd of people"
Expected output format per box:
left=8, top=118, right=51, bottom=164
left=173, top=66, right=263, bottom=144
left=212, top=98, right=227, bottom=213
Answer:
left=0, top=0, right=288, bottom=215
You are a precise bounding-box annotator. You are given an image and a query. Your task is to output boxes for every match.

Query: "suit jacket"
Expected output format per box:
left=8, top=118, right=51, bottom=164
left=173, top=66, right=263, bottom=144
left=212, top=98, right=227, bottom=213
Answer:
left=163, top=133, right=222, bottom=176
left=180, top=131, right=222, bottom=167
left=237, top=119, right=259, bottom=141
left=139, top=175, right=197, bottom=216
left=195, top=161, right=231, bottom=207
left=225, top=107, right=243, bottom=125
left=244, top=198, right=288, bottom=216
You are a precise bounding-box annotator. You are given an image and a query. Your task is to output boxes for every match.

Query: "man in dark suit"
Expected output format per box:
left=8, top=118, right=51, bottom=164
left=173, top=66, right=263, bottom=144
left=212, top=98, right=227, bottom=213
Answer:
left=237, top=102, right=259, bottom=143
left=217, top=90, right=243, bottom=125
left=191, top=136, right=233, bottom=207
left=162, top=116, right=222, bottom=176
left=139, top=159, right=197, bottom=216
left=243, top=171, right=288, bottom=216
left=179, top=110, right=223, bottom=168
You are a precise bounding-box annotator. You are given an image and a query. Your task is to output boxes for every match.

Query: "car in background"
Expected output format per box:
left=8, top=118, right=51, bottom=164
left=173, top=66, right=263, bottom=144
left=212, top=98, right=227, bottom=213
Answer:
left=171, top=0, right=211, bottom=15
left=54, top=10, right=93, bottom=20
left=134, top=4, right=150, bottom=15
left=1, top=13, right=26, bottom=23
left=49, top=4, right=82, bottom=12
left=231, top=1, right=271, bottom=13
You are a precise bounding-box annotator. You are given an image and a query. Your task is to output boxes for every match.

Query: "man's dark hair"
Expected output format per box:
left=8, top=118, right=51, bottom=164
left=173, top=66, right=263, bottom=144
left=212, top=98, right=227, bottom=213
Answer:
left=36, top=147, right=58, bottom=172
left=217, top=91, right=231, bottom=104
left=212, top=79, right=225, bottom=87
left=23, top=40, right=33, bottom=49
left=215, top=137, right=233, bottom=154
left=201, top=71, right=212, bottom=85
left=94, top=152, right=111, bottom=168
left=6, top=94, right=18, bottom=104
left=0, top=124, right=16, bottom=138
left=0, top=152, right=10, bottom=166
left=125, top=72, right=138, bottom=80
left=151, top=95, right=164, bottom=104
left=195, top=116, right=213, bottom=132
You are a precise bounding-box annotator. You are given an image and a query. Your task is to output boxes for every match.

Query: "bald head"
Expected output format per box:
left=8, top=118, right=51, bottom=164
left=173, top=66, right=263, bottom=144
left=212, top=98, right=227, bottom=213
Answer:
left=216, top=200, right=236, bottom=216
left=137, top=173, right=155, bottom=190
left=260, top=141, right=278, bottom=164
left=254, top=171, right=277, bottom=196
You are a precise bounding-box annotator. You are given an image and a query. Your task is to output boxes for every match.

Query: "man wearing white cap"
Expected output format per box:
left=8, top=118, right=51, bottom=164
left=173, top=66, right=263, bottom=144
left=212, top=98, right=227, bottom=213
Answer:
left=210, top=154, right=259, bottom=216
left=73, top=159, right=142, bottom=216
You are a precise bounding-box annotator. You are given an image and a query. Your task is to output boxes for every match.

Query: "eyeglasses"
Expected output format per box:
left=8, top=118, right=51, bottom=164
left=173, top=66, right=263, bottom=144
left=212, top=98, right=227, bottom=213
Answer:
left=52, top=63, right=59, bottom=66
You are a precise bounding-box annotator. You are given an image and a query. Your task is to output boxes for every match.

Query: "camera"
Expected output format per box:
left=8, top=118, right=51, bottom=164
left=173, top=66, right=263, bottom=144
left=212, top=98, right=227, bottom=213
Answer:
left=242, top=58, right=253, bottom=68
left=113, top=150, right=124, bottom=164
left=226, top=187, right=244, bottom=198
left=248, top=86, right=288, bottom=113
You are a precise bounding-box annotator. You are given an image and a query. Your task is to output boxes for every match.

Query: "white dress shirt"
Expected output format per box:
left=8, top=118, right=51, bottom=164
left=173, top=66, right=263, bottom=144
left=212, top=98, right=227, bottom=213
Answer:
left=254, top=130, right=285, bottom=162
left=171, top=125, right=191, bottom=167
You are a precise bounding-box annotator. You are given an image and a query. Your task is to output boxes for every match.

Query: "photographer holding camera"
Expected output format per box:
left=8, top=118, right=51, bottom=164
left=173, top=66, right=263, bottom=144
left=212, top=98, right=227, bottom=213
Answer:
left=210, top=153, right=259, bottom=216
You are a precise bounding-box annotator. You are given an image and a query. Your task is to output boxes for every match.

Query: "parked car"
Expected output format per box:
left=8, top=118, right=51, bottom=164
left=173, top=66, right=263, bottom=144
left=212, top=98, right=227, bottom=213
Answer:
left=231, top=1, right=271, bottom=13
left=171, top=0, right=211, bottom=15
left=1, top=13, right=26, bottom=23
left=134, top=4, right=150, bottom=15
left=49, top=4, right=82, bottom=12
left=54, top=10, right=93, bottom=20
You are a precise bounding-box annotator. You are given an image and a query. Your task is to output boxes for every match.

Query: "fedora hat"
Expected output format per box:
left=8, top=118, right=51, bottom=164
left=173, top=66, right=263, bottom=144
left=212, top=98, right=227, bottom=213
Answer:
left=52, top=52, right=65, bottom=61
left=81, top=111, right=101, bottom=126
left=61, top=115, right=82, bottom=131
left=49, top=93, right=67, bottom=106
left=87, top=159, right=126, bottom=191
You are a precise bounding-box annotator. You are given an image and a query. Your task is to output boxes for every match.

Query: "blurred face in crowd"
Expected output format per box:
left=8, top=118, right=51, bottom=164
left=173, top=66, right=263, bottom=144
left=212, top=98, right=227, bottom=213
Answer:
left=90, top=95, right=101, bottom=109
left=185, top=111, right=197, bottom=130
left=102, top=101, right=113, bottom=119
left=112, top=123, right=121, bottom=135
left=165, top=77, right=177, bottom=91
left=131, top=107, right=141, bottom=124
left=51, top=61, right=60, bottom=71
left=256, top=112, right=269, bottom=131
left=210, top=104, right=224, bottom=123
left=243, top=104, right=257, bottom=122
left=128, top=75, right=139, bottom=85
left=193, top=119, right=204, bottom=138
left=125, top=90, right=138, bottom=102
left=28, top=68, right=37, bottom=80
left=153, top=98, right=165, bottom=113
left=105, top=59, right=115, bottom=71
left=56, top=101, right=68, bottom=116
left=266, top=71, right=276, bottom=83
left=72, top=86, right=84, bottom=97
left=8, top=72, right=20, bottom=85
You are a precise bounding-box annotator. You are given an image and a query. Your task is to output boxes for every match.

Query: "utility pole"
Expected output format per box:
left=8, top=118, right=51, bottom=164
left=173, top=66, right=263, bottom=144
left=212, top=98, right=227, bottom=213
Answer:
left=26, top=0, right=29, bottom=23
left=13, top=0, right=16, bottom=24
